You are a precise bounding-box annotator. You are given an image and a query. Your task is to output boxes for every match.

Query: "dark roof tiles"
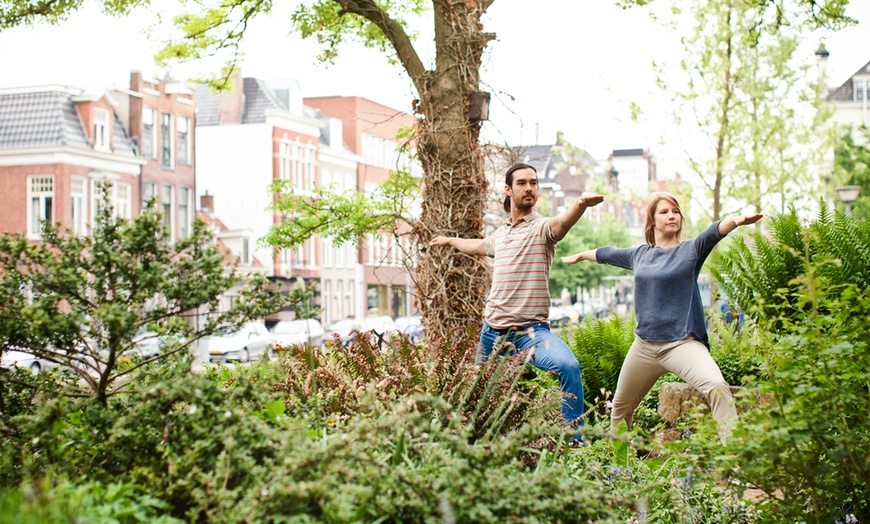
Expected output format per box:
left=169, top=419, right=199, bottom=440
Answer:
left=0, top=89, right=136, bottom=155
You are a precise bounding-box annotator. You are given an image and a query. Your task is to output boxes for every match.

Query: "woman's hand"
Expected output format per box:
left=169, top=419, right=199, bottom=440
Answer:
left=735, top=213, right=763, bottom=226
left=561, top=250, right=595, bottom=264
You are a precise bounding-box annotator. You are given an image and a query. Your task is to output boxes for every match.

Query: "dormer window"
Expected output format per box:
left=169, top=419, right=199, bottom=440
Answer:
left=855, top=79, right=868, bottom=102
left=142, top=107, right=157, bottom=158
left=93, top=108, right=111, bottom=152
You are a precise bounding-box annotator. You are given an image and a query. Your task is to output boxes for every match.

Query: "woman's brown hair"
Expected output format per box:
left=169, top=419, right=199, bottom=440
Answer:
left=643, top=191, right=684, bottom=246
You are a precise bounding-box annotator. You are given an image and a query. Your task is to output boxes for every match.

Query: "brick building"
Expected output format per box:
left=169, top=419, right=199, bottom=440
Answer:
left=111, top=72, right=197, bottom=241
left=0, top=85, right=144, bottom=238
left=304, top=96, right=418, bottom=319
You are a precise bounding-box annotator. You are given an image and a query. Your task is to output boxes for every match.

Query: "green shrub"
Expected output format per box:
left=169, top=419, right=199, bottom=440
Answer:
left=274, top=329, right=563, bottom=442
left=712, top=204, right=870, bottom=326
left=0, top=478, right=180, bottom=524
left=725, top=280, right=870, bottom=521
left=564, top=315, right=635, bottom=407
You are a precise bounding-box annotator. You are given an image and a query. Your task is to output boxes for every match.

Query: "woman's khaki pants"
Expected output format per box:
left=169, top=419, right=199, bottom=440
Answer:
left=611, top=336, right=737, bottom=438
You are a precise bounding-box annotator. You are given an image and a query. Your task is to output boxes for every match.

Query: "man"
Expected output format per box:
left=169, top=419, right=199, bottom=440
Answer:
left=430, top=163, right=604, bottom=429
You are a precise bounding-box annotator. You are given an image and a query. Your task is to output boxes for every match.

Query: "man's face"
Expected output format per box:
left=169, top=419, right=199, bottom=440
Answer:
left=506, top=168, right=538, bottom=211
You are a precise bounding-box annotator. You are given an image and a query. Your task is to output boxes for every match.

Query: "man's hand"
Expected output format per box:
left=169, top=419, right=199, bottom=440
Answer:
left=429, top=236, right=486, bottom=256
left=550, top=193, right=605, bottom=241
left=575, top=193, right=605, bottom=209
left=429, top=236, right=452, bottom=247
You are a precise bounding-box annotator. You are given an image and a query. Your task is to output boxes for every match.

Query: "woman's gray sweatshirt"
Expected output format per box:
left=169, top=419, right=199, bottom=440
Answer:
left=595, top=221, right=723, bottom=348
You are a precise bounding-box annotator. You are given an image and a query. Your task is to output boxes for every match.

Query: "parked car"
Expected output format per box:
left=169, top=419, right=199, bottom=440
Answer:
left=355, top=316, right=401, bottom=345
left=1, top=347, right=58, bottom=374
left=395, top=315, right=424, bottom=343
left=324, top=318, right=364, bottom=349
left=208, top=322, right=275, bottom=364
left=122, top=331, right=165, bottom=361
left=549, top=306, right=571, bottom=326
left=271, top=319, right=325, bottom=349
left=362, top=316, right=399, bottom=335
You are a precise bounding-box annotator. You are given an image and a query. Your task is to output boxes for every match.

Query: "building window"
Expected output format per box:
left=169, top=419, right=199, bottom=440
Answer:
left=366, top=234, right=375, bottom=265
left=162, top=185, right=173, bottom=238
left=323, top=280, right=332, bottom=324
left=294, top=243, right=305, bottom=267
left=161, top=112, right=173, bottom=168
left=367, top=285, right=379, bottom=312
left=177, top=116, right=191, bottom=165
left=71, top=176, right=88, bottom=235
left=308, top=237, right=316, bottom=268
left=336, top=280, right=343, bottom=319
left=279, top=142, right=291, bottom=180
left=142, top=182, right=157, bottom=208
left=345, top=243, right=354, bottom=268
left=93, top=108, right=111, bottom=152
left=322, top=238, right=333, bottom=268
left=178, top=187, right=191, bottom=238
left=292, top=143, right=302, bottom=189
left=334, top=241, right=344, bottom=269
left=116, top=183, right=132, bottom=219
left=27, top=175, right=54, bottom=239
left=142, top=107, right=156, bottom=158
left=854, top=79, right=870, bottom=102
left=347, top=279, right=354, bottom=317
left=361, top=134, right=397, bottom=169
left=242, top=238, right=250, bottom=265
left=304, top=146, right=315, bottom=191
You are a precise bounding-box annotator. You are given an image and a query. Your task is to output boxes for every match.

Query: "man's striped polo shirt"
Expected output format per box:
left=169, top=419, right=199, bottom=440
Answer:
left=483, top=212, right=556, bottom=330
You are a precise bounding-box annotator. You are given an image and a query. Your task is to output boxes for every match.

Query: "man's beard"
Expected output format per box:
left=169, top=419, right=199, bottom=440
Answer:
left=512, top=194, right=536, bottom=210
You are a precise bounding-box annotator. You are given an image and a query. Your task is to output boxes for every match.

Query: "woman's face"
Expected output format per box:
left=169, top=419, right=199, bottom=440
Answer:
left=653, top=199, right=682, bottom=235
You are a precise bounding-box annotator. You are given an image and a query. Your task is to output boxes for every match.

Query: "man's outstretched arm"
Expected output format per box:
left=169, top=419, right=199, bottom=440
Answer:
left=429, top=236, right=487, bottom=256
left=549, top=193, right=605, bottom=241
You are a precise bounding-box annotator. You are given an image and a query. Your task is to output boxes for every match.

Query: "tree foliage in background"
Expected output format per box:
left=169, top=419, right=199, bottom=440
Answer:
left=652, top=0, right=835, bottom=220
left=711, top=203, right=870, bottom=325
left=0, top=185, right=287, bottom=406
left=159, top=0, right=494, bottom=340
left=549, top=218, right=632, bottom=300
left=0, top=0, right=853, bottom=339
left=833, top=126, right=870, bottom=217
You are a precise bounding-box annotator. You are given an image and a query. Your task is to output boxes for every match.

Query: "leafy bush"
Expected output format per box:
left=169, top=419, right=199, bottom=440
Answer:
left=564, top=315, right=635, bottom=407
left=0, top=478, right=180, bottom=524
left=725, top=279, right=870, bottom=521
left=3, top=332, right=634, bottom=522
left=712, top=205, right=870, bottom=326
left=274, top=329, right=562, bottom=442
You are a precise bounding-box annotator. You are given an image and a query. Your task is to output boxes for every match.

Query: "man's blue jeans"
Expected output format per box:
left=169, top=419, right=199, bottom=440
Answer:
left=478, top=322, right=585, bottom=425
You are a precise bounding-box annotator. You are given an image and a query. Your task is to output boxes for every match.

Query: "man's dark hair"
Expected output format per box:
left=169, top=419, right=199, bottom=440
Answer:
left=503, top=163, right=537, bottom=213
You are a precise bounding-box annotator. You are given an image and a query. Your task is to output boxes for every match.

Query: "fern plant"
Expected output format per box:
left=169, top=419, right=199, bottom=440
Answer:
left=564, top=316, right=635, bottom=407
left=272, top=329, right=561, bottom=442
left=711, top=202, right=870, bottom=326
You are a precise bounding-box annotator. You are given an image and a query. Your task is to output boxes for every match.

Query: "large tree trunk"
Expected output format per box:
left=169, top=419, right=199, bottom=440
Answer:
left=413, top=0, right=492, bottom=340
left=341, top=0, right=494, bottom=340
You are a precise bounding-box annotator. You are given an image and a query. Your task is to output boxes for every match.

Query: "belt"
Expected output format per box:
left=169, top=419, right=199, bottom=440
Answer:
left=489, top=322, right=548, bottom=335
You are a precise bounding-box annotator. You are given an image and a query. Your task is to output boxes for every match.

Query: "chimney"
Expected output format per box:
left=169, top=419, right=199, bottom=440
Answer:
left=328, top=117, right=343, bottom=150
left=130, top=70, right=142, bottom=93
left=219, top=68, right=245, bottom=124
left=816, top=44, right=830, bottom=87
left=200, top=192, right=214, bottom=213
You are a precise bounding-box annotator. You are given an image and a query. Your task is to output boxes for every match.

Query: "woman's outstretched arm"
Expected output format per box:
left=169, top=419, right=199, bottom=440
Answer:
left=561, top=249, right=598, bottom=265
left=717, top=213, right=763, bottom=236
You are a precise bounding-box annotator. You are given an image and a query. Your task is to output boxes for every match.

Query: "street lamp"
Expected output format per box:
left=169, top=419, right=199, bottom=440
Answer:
left=835, top=185, right=862, bottom=216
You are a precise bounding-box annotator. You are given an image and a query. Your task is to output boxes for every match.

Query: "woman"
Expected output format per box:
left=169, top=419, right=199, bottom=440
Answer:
left=562, top=192, right=762, bottom=438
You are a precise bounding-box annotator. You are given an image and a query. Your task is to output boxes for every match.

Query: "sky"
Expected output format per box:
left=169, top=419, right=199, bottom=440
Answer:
left=2, top=0, right=869, bottom=176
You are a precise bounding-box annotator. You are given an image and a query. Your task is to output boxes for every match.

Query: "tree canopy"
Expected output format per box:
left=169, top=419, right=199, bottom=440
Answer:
left=0, top=185, right=288, bottom=405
